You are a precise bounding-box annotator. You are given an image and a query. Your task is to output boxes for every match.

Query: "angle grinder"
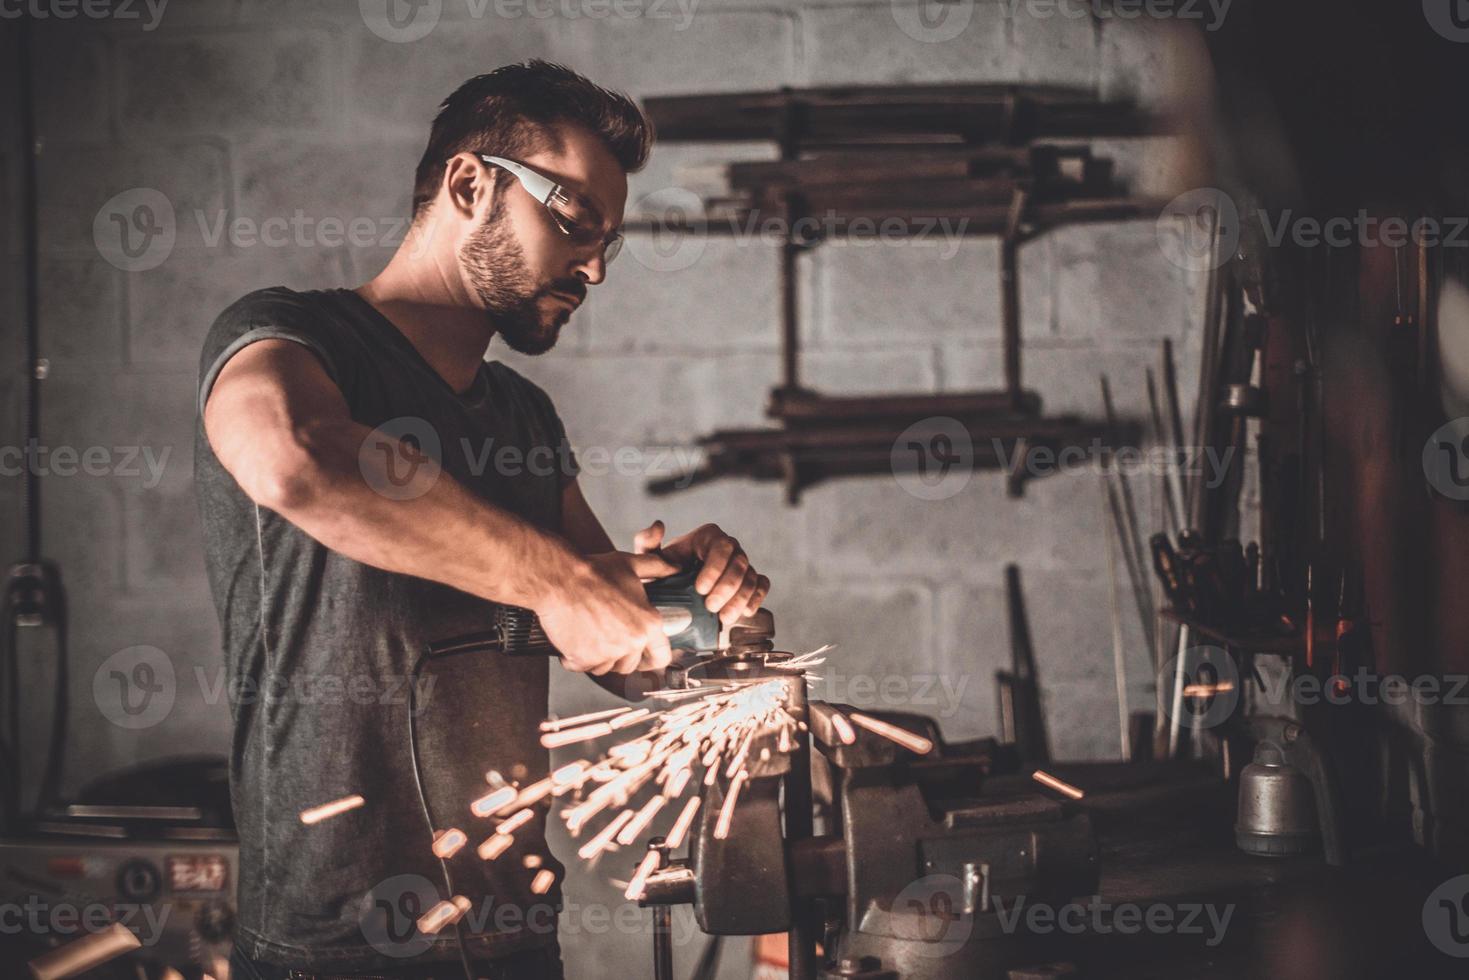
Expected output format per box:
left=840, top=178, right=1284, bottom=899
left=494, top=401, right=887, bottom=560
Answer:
left=426, top=565, right=723, bottom=660
left=426, top=564, right=794, bottom=687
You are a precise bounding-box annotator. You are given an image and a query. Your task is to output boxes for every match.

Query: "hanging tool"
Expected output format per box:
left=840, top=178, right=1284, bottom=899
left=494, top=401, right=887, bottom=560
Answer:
left=1330, top=569, right=1361, bottom=697
left=1100, top=477, right=1131, bottom=760
left=1100, top=375, right=1156, bottom=654
left=995, top=565, right=1050, bottom=764
left=1146, top=367, right=1182, bottom=535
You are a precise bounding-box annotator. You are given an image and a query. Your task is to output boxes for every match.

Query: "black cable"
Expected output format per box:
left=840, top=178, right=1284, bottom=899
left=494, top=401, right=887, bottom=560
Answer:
left=5, top=12, right=70, bottom=829
left=18, top=3, right=40, bottom=565
left=34, top=577, right=66, bottom=813
left=2, top=593, right=17, bottom=819
left=409, top=648, right=481, bottom=980
left=0, top=602, right=18, bottom=831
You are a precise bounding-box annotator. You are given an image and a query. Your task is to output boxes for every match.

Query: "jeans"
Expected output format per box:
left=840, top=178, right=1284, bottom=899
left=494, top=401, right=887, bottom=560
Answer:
left=228, top=942, right=566, bottom=980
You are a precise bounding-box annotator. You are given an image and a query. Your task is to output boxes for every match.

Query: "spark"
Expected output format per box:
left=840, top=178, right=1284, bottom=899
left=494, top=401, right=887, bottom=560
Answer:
left=666, top=795, right=702, bottom=850
left=510, top=777, right=554, bottom=810
left=464, top=655, right=826, bottom=890
left=609, top=708, right=653, bottom=730
left=617, top=795, right=667, bottom=845
left=1032, top=769, right=1085, bottom=800
left=299, top=794, right=364, bottom=825
left=432, top=828, right=467, bottom=858
left=577, top=810, right=635, bottom=861
left=531, top=869, right=557, bottom=895
left=496, top=808, right=535, bottom=836
left=625, top=848, right=662, bottom=901
left=849, top=712, right=934, bottom=755
left=551, top=761, right=591, bottom=795
left=417, top=896, right=471, bottom=935
left=477, top=834, right=513, bottom=861
left=664, top=767, right=692, bottom=798
left=549, top=677, right=796, bottom=865
left=471, top=786, right=517, bottom=818
left=713, top=770, right=748, bottom=840
left=541, top=721, right=615, bottom=749
left=542, top=706, right=635, bottom=732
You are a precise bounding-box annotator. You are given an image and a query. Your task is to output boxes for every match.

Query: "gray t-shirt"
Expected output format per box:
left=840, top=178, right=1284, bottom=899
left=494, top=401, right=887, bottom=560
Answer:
left=194, top=286, right=577, bottom=970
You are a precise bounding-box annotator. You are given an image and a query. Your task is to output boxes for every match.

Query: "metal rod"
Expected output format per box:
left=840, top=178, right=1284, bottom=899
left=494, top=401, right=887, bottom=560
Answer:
left=1190, top=216, right=1224, bottom=518
left=780, top=192, right=801, bottom=392
left=1100, top=475, right=1132, bottom=760
left=652, top=904, right=673, bottom=980
left=1100, top=375, right=1156, bottom=652
left=783, top=676, right=819, bottom=980
left=1103, top=474, right=1153, bottom=659
left=1145, top=368, right=1182, bottom=536
left=1161, top=338, right=1188, bottom=512
left=1166, top=625, right=1190, bottom=759
left=1000, top=189, right=1028, bottom=408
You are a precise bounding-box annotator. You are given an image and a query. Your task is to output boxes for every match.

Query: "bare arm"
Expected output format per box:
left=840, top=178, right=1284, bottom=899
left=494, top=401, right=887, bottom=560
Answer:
left=203, top=339, right=670, bottom=674
left=560, top=478, right=617, bottom=555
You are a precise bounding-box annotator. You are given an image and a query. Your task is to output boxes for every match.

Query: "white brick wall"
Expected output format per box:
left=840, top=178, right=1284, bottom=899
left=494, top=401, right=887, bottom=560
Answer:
left=4, top=3, right=1210, bottom=976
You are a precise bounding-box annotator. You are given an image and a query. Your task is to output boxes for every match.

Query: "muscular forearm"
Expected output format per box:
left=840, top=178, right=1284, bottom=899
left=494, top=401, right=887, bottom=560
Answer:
left=240, top=413, right=591, bottom=611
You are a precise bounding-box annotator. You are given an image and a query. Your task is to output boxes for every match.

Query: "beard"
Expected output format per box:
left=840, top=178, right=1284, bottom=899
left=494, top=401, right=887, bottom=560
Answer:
left=459, top=196, right=581, bottom=356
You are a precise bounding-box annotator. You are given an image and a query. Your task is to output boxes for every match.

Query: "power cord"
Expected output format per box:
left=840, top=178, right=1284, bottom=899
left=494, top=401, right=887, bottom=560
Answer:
left=408, top=645, right=479, bottom=980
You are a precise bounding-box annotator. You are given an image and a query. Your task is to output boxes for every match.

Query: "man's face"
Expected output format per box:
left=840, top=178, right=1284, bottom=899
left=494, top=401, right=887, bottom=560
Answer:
left=458, top=124, right=628, bottom=355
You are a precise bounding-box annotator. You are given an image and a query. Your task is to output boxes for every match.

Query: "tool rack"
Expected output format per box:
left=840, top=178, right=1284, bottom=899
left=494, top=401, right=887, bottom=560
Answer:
left=626, top=84, right=1167, bottom=501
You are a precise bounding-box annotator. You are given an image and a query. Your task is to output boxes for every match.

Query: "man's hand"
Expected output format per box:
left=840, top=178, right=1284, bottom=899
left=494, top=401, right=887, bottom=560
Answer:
left=633, top=521, right=771, bottom=626
left=536, top=551, right=679, bottom=675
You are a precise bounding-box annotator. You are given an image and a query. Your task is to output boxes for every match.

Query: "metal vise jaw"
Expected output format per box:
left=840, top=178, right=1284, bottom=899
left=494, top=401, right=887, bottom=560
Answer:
left=810, top=706, right=1101, bottom=980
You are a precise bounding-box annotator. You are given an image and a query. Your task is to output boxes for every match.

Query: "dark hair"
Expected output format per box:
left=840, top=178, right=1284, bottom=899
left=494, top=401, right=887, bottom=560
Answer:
left=411, top=60, right=653, bottom=219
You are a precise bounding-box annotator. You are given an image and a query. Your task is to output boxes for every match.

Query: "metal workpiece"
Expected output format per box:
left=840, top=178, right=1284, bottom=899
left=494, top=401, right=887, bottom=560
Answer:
left=638, top=861, right=696, bottom=907
left=645, top=837, right=676, bottom=980
left=839, top=765, right=1099, bottom=926
left=626, top=614, right=1100, bottom=978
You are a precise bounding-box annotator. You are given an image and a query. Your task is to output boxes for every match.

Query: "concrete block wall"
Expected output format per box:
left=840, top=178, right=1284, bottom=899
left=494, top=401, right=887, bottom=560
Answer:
left=0, top=2, right=1211, bottom=976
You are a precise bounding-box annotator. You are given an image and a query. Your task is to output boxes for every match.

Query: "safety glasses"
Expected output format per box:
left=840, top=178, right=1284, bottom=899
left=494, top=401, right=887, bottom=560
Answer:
left=478, top=154, right=623, bottom=265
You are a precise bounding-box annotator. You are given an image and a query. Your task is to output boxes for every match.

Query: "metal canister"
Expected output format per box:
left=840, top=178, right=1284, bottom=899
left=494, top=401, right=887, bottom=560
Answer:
left=1236, top=741, right=1319, bottom=856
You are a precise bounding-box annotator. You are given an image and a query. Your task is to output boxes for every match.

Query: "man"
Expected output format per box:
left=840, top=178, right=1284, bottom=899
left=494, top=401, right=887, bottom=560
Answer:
left=196, top=61, right=768, bottom=979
